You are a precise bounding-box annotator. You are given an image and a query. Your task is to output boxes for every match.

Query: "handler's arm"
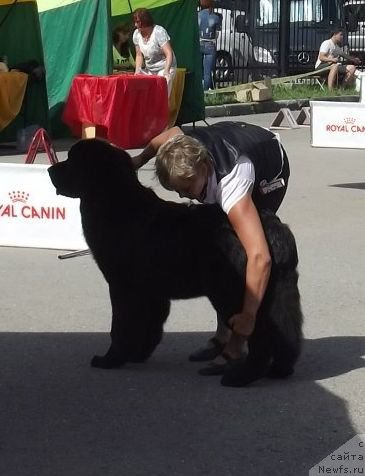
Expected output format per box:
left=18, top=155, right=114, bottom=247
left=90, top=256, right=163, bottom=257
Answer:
left=132, top=126, right=183, bottom=169
left=134, top=46, right=144, bottom=73
left=161, top=41, right=174, bottom=74
left=227, top=194, right=272, bottom=337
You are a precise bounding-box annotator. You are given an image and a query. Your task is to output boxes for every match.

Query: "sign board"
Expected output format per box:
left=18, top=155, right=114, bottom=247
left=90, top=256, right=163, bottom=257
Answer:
left=311, top=100, right=365, bottom=149
left=0, top=163, right=87, bottom=250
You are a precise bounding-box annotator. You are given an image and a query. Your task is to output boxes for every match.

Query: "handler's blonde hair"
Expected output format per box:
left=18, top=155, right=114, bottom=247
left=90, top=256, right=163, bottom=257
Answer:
left=155, top=135, right=212, bottom=190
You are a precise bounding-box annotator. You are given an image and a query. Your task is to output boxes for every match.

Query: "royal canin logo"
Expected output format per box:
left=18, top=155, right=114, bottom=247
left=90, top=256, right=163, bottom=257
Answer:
left=326, top=117, right=365, bottom=133
left=0, top=191, right=66, bottom=220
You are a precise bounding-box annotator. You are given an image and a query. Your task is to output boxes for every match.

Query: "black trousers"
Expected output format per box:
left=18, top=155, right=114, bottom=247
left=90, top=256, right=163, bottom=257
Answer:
left=251, top=148, right=290, bottom=213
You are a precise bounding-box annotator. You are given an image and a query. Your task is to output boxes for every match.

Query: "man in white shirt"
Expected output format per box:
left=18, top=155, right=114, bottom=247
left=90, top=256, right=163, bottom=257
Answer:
left=315, top=29, right=361, bottom=90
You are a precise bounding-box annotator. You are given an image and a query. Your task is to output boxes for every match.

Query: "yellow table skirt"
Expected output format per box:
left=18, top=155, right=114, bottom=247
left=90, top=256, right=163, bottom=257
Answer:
left=168, top=67, right=186, bottom=127
left=0, top=71, right=28, bottom=131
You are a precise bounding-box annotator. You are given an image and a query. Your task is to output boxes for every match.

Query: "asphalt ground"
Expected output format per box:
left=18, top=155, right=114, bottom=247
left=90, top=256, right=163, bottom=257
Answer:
left=0, top=113, right=364, bottom=476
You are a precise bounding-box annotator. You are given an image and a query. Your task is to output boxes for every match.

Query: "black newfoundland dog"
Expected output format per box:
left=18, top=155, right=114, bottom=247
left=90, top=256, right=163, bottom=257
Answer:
left=48, top=139, right=303, bottom=387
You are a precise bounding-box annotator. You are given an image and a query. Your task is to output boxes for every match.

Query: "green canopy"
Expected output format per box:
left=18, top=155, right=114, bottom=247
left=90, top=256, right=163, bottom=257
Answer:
left=37, top=0, right=204, bottom=137
left=0, top=0, right=49, bottom=142
left=38, top=0, right=111, bottom=137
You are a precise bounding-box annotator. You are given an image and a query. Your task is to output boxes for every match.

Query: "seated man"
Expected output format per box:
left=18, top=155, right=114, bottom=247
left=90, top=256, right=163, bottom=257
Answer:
left=315, top=28, right=361, bottom=90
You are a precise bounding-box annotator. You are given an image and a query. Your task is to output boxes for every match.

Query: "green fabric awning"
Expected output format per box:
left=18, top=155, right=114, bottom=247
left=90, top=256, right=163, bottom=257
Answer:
left=0, top=0, right=49, bottom=142
left=36, top=0, right=204, bottom=137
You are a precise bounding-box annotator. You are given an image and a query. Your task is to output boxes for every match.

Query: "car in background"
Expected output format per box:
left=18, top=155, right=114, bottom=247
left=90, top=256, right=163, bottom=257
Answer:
left=213, top=0, right=347, bottom=84
left=344, top=0, right=365, bottom=59
left=214, top=7, right=275, bottom=84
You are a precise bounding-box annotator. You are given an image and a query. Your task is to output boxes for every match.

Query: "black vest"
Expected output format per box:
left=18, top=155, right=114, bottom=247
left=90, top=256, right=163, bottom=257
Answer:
left=186, top=122, right=284, bottom=192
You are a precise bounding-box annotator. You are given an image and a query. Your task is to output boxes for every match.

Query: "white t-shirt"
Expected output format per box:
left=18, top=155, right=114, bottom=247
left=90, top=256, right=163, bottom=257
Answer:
left=133, top=25, right=177, bottom=73
left=315, top=38, right=346, bottom=68
left=203, top=156, right=255, bottom=214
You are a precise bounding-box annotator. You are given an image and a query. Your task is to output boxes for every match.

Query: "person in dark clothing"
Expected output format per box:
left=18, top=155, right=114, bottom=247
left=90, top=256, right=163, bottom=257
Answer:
left=132, top=122, right=290, bottom=373
left=198, top=0, right=221, bottom=90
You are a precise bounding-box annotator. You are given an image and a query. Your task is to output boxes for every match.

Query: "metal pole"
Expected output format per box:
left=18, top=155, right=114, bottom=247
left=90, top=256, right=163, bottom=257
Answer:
left=279, top=0, right=290, bottom=77
left=360, top=73, right=365, bottom=104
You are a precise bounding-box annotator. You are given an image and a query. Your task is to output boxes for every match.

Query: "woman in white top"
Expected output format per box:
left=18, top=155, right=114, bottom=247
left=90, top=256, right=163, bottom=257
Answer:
left=132, top=8, right=177, bottom=97
left=133, top=121, right=290, bottom=375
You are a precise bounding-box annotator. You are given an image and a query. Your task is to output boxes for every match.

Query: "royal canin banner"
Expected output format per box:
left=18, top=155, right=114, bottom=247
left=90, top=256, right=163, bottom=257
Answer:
left=0, top=163, right=87, bottom=250
left=311, top=101, right=365, bottom=149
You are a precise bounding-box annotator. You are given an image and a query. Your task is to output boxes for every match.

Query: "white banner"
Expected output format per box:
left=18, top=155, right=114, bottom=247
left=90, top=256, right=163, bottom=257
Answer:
left=311, top=100, right=365, bottom=149
left=0, top=163, right=87, bottom=250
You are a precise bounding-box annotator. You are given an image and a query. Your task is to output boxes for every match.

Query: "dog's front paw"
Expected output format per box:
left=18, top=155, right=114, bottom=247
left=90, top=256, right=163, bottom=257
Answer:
left=91, top=354, right=125, bottom=369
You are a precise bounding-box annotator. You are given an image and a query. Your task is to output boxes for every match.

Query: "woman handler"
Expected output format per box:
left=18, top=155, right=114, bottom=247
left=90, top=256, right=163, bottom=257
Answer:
left=132, top=121, right=290, bottom=373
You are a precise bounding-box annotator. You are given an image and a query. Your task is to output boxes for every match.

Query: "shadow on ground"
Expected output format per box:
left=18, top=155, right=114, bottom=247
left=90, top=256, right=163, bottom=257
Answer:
left=0, top=332, right=363, bottom=476
left=330, top=182, right=365, bottom=190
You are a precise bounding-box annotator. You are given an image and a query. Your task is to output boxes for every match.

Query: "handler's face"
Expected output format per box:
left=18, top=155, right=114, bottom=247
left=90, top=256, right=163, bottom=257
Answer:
left=172, top=169, right=208, bottom=202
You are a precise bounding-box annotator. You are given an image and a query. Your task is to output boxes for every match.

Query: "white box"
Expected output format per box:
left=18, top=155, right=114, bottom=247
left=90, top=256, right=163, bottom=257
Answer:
left=311, top=101, right=365, bottom=149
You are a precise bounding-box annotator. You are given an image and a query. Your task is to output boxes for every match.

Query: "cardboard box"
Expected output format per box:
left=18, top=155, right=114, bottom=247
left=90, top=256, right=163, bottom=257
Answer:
left=251, top=79, right=272, bottom=102
left=235, top=78, right=272, bottom=103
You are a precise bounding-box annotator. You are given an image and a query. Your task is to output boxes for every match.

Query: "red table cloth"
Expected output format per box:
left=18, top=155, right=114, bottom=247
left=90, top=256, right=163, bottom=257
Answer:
left=62, top=74, right=169, bottom=149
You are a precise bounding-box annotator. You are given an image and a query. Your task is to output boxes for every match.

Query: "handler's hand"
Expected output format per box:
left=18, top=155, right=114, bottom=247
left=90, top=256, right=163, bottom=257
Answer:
left=229, top=313, right=256, bottom=337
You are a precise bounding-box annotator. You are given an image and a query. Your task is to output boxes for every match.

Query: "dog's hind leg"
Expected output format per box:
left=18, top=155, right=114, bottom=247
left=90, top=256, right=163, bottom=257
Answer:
left=266, top=272, right=304, bottom=379
left=220, top=318, right=272, bottom=387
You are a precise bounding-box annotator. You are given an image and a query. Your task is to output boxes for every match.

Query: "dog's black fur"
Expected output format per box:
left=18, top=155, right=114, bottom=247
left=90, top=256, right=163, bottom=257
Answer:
left=48, top=139, right=303, bottom=387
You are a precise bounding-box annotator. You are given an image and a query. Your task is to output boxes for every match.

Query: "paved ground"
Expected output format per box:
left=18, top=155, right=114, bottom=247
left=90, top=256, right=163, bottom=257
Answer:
left=0, top=114, right=364, bottom=476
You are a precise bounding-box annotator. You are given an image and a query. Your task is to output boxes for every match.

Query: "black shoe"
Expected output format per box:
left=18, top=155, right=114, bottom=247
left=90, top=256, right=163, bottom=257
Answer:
left=189, top=337, right=225, bottom=362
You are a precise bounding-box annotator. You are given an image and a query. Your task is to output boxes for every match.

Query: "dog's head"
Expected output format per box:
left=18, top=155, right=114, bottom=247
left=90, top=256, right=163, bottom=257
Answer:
left=48, top=139, right=137, bottom=199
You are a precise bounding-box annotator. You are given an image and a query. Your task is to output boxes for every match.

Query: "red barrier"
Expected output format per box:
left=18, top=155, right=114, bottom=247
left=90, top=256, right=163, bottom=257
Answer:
left=24, top=128, right=58, bottom=165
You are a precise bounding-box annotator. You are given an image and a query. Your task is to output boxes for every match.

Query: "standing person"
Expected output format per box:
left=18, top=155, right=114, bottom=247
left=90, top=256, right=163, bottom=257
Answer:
left=132, top=121, right=290, bottom=374
left=198, top=0, right=221, bottom=91
left=315, top=28, right=361, bottom=90
left=112, top=23, right=135, bottom=72
left=132, top=8, right=177, bottom=97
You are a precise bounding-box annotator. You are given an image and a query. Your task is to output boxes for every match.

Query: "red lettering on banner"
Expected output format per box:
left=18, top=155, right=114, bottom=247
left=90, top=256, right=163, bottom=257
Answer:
left=21, top=206, right=31, bottom=218
left=0, top=192, right=67, bottom=221
left=39, top=207, right=66, bottom=220
left=20, top=206, right=66, bottom=220
left=351, top=125, right=365, bottom=132
left=326, top=121, right=365, bottom=133
left=0, top=205, right=18, bottom=217
left=31, top=207, right=40, bottom=219
left=55, top=208, right=66, bottom=220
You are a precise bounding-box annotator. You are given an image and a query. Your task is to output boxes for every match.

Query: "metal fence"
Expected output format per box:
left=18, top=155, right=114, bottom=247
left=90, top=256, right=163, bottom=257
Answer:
left=210, top=0, right=365, bottom=87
